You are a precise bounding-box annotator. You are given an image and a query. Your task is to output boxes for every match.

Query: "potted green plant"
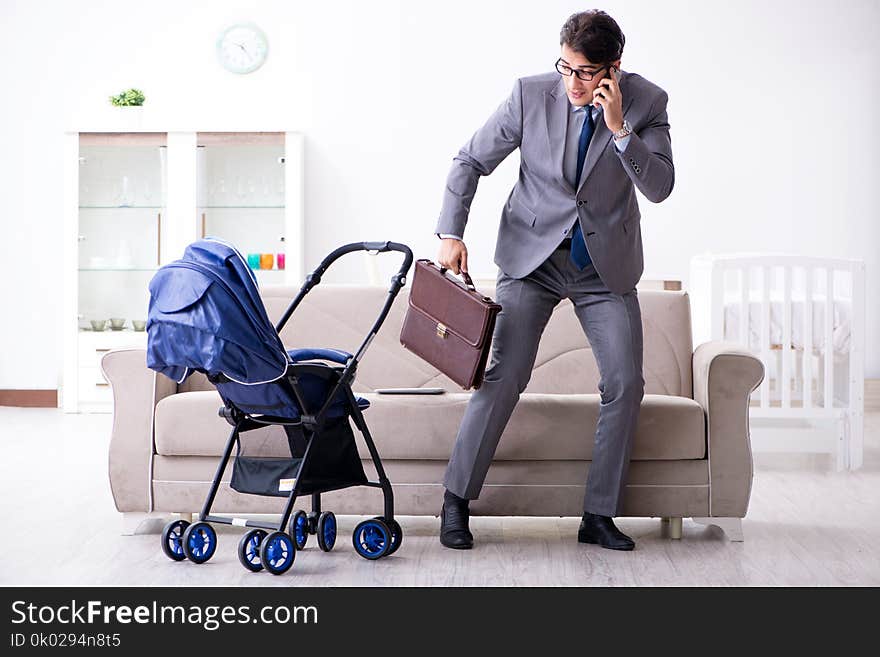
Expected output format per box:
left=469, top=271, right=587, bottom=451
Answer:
left=109, top=88, right=145, bottom=106
left=109, top=88, right=146, bottom=127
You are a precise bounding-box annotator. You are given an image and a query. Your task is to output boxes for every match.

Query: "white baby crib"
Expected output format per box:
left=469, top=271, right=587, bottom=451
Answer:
left=689, top=253, right=866, bottom=470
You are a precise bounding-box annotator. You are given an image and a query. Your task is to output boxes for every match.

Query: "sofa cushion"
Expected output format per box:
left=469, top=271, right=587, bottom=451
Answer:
left=258, top=285, right=694, bottom=398
left=154, top=391, right=705, bottom=461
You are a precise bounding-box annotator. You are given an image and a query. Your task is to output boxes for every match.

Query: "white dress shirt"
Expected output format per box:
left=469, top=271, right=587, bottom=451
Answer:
left=438, top=103, right=630, bottom=242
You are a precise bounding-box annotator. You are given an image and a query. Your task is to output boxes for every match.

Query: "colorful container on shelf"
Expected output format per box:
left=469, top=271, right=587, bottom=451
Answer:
left=246, top=252, right=285, bottom=270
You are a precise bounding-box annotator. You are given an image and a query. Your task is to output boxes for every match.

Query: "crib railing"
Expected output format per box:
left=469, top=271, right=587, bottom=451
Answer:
left=690, top=253, right=865, bottom=468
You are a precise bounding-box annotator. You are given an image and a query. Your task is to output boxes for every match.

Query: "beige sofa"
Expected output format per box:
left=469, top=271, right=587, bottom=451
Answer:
left=102, top=283, right=764, bottom=541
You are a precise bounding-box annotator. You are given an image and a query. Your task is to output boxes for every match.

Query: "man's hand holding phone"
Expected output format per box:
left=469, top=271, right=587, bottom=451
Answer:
left=592, top=65, right=625, bottom=133
left=438, top=237, right=468, bottom=275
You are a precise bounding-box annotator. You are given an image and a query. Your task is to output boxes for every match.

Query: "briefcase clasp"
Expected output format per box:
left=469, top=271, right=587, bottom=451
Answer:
left=436, top=322, right=448, bottom=338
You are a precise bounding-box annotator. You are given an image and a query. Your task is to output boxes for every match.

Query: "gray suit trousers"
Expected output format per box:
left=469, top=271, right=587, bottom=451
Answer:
left=443, top=243, right=645, bottom=517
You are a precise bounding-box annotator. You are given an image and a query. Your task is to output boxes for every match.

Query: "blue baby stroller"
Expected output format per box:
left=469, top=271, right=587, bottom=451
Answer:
left=146, top=237, right=413, bottom=574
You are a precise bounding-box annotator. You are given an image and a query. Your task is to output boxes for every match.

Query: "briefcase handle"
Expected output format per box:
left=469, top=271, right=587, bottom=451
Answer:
left=438, top=266, right=477, bottom=292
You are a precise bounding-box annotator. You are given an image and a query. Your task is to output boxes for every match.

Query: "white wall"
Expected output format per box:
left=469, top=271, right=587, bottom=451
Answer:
left=1, top=0, right=878, bottom=391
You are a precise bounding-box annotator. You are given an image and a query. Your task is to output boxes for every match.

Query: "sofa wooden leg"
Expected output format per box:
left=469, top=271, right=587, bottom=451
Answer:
left=667, top=517, right=682, bottom=539
left=692, top=517, right=744, bottom=542
left=660, top=517, right=682, bottom=539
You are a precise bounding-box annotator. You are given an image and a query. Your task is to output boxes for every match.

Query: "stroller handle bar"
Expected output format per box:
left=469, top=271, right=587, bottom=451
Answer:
left=275, top=240, right=414, bottom=365
left=274, top=241, right=414, bottom=425
left=326, top=240, right=414, bottom=274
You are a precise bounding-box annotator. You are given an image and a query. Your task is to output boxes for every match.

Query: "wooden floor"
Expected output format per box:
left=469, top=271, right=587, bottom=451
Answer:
left=1, top=385, right=878, bottom=587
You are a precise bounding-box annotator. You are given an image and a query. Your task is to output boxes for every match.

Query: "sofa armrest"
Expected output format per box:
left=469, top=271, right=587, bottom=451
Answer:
left=101, top=348, right=176, bottom=512
left=692, top=341, right=765, bottom=518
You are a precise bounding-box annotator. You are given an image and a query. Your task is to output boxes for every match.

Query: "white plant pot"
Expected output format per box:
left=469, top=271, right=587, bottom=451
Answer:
left=115, top=105, right=145, bottom=129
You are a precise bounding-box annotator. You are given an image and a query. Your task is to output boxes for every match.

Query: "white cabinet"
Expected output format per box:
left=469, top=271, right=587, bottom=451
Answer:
left=76, top=330, right=148, bottom=412
left=62, top=128, right=304, bottom=412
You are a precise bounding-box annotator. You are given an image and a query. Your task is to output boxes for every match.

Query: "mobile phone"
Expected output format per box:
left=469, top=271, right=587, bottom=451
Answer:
left=594, top=67, right=615, bottom=107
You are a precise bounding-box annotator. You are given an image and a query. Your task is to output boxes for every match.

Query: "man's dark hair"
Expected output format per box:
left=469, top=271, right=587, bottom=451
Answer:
left=559, top=10, right=625, bottom=64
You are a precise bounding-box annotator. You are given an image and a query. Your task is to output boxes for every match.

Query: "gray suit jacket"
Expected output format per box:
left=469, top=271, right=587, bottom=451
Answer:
left=434, top=70, right=674, bottom=294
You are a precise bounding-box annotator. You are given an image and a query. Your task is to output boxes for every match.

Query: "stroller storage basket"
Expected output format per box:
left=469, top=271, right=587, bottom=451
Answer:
left=231, top=456, right=303, bottom=498
left=231, top=416, right=368, bottom=498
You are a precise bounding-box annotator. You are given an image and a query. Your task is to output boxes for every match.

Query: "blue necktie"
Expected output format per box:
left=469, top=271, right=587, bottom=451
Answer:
left=570, top=107, right=594, bottom=270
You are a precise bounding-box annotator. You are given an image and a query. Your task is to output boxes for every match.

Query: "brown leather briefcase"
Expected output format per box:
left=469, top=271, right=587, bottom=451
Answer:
left=399, top=259, right=502, bottom=390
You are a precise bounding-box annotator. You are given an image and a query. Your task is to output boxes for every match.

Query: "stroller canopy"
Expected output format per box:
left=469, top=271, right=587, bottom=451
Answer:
left=147, top=238, right=368, bottom=421
left=147, top=238, right=288, bottom=386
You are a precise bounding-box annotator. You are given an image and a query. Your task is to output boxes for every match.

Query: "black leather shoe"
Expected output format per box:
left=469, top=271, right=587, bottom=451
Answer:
left=440, top=492, right=473, bottom=550
left=577, top=513, right=635, bottom=551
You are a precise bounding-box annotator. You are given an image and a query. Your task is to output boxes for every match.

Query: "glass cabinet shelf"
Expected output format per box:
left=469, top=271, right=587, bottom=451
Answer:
left=77, top=328, right=147, bottom=333
left=78, top=267, right=158, bottom=272
left=79, top=205, right=164, bottom=209
left=199, top=205, right=285, bottom=209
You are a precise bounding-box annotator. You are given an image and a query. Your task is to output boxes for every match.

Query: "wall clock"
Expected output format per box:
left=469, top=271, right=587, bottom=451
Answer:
left=216, top=22, right=269, bottom=74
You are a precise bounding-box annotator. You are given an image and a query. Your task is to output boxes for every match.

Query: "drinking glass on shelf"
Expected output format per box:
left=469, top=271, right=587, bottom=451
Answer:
left=235, top=176, right=247, bottom=202
left=117, top=175, right=132, bottom=207
left=78, top=158, right=90, bottom=201
left=214, top=177, right=227, bottom=206
left=109, top=180, right=121, bottom=206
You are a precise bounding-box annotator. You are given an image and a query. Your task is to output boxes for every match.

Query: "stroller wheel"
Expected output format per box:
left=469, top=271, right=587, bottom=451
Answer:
left=289, top=510, right=309, bottom=550
left=374, top=516, right=403, bottom=556
left=316, top=512, right=337, bottom=552
left=352, top=519, right=391, bottom=560
left=182, top=522, right=217, bottom=564
left=260, top=532, right=296, bottom=575
left=161, top=519, right=190, bottom=562
left=237, top=529, right=268, bottom=572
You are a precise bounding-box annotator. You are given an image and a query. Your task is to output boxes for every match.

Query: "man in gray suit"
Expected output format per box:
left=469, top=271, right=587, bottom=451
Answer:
left=434, top=10, right=674, bottom=550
